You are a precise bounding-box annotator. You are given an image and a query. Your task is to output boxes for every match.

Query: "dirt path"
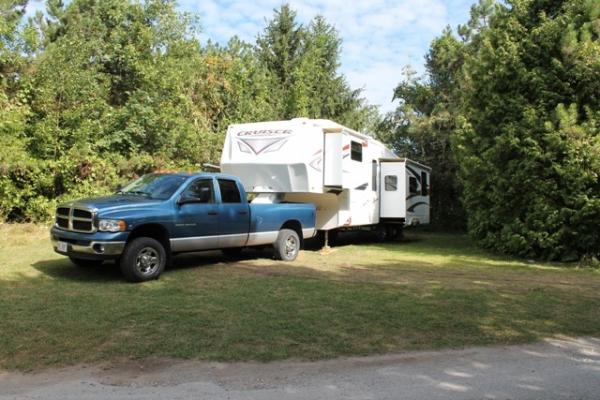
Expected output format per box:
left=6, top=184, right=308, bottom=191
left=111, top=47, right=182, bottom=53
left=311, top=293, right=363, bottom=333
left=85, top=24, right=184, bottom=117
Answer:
left=1, top=336, right=599, bottom=400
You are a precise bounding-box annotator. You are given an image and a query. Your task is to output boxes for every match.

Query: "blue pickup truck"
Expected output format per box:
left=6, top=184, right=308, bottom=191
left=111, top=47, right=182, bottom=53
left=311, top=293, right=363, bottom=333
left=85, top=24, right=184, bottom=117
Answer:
left=50, top=173, right=316, bottom=282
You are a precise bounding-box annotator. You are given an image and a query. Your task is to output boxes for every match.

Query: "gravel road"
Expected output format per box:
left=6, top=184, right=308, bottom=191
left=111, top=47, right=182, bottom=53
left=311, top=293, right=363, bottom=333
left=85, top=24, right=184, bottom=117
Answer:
left=1, top=336, right=599, bottom=400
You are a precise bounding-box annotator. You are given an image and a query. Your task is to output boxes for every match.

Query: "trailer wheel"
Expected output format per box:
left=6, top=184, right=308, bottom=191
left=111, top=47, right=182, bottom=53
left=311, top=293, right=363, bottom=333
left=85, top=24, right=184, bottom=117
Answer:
left=120, top=237, right=166, bottom=282
left=386, top=225, right=403, bottom=241
left=375, top=224, right=388, bottom=242
left=273, top=229, right=300, bottom=261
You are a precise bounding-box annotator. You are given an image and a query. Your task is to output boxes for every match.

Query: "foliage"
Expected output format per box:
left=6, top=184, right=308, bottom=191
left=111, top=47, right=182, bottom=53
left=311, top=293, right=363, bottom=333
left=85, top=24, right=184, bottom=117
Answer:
left=5, top=0, right=596, bottom=262
left=386, top=0, right=599, bottom=259
left=0, top=1, right=374, bottom=222
left=453, top=0, right=600, bottom=260
left=257, top=5, right=375, bottom=130
left=381, top=28, right=467, bottom=229
left=0, top=149, right=193, bottom=221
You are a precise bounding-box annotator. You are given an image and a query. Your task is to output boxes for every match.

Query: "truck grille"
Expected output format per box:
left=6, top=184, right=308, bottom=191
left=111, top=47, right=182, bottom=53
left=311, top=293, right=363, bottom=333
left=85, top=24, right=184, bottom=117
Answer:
left=55, top=206, right=95, bottom=233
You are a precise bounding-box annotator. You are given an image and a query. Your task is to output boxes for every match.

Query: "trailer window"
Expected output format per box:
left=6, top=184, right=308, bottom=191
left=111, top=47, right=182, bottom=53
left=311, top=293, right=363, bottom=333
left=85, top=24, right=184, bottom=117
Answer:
left=372, top=160, right=377, bottom=191
left=351, top=141, right=362, bottom=162
left=384, top=175, right=397, bottom=191
left=409, top=176, right=418, bottom=195
left=218, top=179, right=242, bottom=203
left=421, top=171, right=429, bottom=196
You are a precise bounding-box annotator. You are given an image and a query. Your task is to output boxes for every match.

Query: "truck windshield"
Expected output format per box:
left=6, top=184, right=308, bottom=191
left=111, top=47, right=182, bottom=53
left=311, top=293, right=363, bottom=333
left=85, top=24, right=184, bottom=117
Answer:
left=117, top=174, right=188, bottom=200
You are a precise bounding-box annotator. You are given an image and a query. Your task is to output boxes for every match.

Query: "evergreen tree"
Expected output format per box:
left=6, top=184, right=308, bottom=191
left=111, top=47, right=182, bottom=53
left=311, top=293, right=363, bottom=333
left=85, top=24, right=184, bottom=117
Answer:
left=383, top=29, right=467, bottom=228
left=257, top=4, right=375, bottom=130
left=453, top=0, right=600, bottom=260
left=0, top=0, right=30, bottom=159
left=0, top=1, right=375, bottom=222
left=256, top=4, right=303, bottom=97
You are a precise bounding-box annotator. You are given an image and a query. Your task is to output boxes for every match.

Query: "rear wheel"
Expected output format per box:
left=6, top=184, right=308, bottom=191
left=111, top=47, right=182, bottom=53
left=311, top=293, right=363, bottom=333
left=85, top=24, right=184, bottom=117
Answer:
left=375, top=224, right=388, bottom=242
left=119, top=237, right=166, bottom=282
left=273, top=229, right=300, bottom=261
left=69, top=257, right=103, bottom=267
left=386, top=225, right=403, bottom=241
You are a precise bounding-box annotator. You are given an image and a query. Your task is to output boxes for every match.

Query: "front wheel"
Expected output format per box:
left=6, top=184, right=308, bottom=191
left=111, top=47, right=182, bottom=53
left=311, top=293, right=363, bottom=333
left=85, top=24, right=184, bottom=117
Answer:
left=119, top=237, right=166, bottom=282
left=273, top=229, right=300, bottom=261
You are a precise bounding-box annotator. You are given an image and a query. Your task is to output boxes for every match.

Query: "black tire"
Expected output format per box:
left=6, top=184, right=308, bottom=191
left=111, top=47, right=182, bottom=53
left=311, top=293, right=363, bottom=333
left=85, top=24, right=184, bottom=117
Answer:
left=386, top=225, right=402, bottom=241
left=69, top=257, right=103, bottom=267
left=119, top=237, right=166, bottom=282
left=375, top=224, right=388, bottom=242
left=273, top=229, right=300, bottom=261
left=222, top=247, right=243, bottom=257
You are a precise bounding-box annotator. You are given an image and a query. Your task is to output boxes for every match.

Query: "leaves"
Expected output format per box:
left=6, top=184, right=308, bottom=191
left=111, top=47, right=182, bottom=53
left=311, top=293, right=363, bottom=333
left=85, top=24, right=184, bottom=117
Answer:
left=453, top=0, right=600, bottom=260
left=386, top=0, right=599, bottom=260
left=0, top=1, right=374, bottom=222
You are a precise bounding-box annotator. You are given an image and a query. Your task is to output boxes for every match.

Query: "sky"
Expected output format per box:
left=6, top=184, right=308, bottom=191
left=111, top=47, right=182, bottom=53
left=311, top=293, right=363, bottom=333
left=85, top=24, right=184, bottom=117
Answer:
left=180, top=0, right=475, bottom=113
left=26, top=0, right=475, bottom=113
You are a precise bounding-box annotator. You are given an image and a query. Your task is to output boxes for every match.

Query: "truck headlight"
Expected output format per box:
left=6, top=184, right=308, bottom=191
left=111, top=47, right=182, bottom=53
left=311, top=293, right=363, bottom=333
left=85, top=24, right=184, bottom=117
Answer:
left=98, top=219, right=126, bottom=232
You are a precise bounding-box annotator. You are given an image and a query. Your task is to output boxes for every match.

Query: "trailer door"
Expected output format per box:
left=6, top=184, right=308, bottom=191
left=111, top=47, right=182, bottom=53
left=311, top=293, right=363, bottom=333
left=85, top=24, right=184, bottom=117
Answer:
left=379, top=161, right=406, bottom=219
left=324, top=131, right=343, bottom=187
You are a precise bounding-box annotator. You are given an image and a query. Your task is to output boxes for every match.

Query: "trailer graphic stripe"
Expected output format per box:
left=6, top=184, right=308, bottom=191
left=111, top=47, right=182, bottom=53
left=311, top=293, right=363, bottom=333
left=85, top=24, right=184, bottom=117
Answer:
left=406, top=165, right=421, bottom=183
left=407, top=201, right=428, bottom=212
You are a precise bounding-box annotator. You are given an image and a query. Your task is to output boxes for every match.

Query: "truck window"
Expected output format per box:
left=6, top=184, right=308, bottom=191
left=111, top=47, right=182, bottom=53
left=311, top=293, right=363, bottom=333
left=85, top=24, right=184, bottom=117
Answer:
left=120, top=174, right=188, bottom=200
left=409, top=176, right=418, bottom=195
left=182, top=179, right=214, bottom=203
left=421, top=171, right=429, bottom=196
left=351, top=141, right=362, bottom=162
left=384, top=175, right=397, bottom=191
left=218, top=179, right=242, bottom=203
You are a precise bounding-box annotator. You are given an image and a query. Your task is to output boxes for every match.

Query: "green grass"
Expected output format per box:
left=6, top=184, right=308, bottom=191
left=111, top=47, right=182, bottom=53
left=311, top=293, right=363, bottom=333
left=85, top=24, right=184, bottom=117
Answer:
left=1, top=224, right=599, bottom=371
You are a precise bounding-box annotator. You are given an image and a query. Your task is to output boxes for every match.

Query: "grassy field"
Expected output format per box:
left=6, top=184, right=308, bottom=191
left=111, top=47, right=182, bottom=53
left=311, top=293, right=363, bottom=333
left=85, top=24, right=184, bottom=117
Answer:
left=1, top=223, right=599, bottom=371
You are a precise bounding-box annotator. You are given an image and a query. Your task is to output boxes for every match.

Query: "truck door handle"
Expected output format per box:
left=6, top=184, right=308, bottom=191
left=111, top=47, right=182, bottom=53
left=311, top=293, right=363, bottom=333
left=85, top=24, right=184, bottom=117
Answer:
left=207, top=211, right=219, bottom=215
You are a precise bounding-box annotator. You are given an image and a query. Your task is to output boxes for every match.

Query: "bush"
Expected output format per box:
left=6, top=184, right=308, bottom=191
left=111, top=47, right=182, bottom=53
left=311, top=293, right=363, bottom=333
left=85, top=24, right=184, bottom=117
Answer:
left=0, top=151, right=196, bottom=222
left=452, top=1, right=600, bottom=261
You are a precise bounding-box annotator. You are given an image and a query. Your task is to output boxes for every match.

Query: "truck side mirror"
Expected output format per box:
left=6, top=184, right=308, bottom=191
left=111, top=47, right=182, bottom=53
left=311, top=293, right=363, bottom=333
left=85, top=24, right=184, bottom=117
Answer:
left=177, top=195, right=206, bottom=205
left=177, top=195, right=193, bottom=205
left=178, top=187, right=211, bottom=205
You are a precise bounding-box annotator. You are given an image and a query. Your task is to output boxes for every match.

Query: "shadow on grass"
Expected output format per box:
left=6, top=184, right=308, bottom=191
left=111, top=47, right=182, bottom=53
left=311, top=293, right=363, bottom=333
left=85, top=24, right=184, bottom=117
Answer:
left=4, top=247, right=600, bottom=371
left=168, top=248, right=274, bottom=271
left=303, top=229, right=424, bottom=251
left=31, top=258, right=123, bottom=282
left=31, top=249, right=276, bottom=282
left=29, top=228, right=432, bottom=283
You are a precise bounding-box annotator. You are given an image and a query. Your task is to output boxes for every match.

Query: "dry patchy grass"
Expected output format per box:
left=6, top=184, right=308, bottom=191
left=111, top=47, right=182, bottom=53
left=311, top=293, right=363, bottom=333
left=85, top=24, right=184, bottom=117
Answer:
left=1, top=224, right=599, bottom=371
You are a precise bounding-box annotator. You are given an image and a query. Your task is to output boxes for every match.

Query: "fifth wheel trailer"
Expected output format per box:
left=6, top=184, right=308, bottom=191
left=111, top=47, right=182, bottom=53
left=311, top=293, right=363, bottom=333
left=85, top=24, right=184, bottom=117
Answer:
left=220, top=118, right=431, bottom=237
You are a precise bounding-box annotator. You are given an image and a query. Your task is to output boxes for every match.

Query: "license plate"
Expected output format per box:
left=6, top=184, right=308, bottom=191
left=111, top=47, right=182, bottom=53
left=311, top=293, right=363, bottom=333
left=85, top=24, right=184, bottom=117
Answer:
left=57, top=241, right=68, bottom=252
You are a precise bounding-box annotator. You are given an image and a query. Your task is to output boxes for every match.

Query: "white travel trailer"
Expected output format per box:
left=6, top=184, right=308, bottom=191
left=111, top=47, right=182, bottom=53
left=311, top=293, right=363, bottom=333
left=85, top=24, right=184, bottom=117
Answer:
left=220, top=118, right=430, bottom=239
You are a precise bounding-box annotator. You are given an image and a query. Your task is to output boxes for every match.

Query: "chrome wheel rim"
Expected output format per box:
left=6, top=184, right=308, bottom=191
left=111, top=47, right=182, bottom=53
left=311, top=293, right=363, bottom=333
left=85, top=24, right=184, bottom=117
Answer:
left=135, top=247, right=160, bottom=275
left=284, top=235, right=298, bottom=258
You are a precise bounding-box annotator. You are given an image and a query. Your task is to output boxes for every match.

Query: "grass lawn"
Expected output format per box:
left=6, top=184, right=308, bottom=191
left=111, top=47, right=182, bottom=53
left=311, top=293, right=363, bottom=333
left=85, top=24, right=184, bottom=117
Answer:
left=1, top=223, right=599, bottom=371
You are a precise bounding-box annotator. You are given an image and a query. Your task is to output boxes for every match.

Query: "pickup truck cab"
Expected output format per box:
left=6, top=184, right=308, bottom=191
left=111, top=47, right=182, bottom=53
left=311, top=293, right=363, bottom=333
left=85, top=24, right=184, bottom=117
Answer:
left=51, top=173, right=316, bottom=282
